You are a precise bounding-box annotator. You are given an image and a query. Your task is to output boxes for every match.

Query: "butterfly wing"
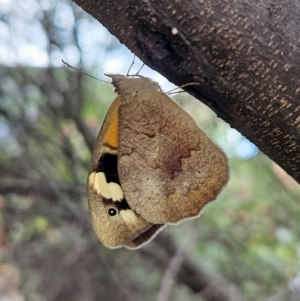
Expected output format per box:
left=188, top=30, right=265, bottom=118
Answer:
left=88, top=96, right=164, bottom=249
left=118, top=90, right=229, bottom=225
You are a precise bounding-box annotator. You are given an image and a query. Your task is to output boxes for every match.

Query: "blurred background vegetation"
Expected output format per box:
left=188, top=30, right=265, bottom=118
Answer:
left=0, top=0, right=300, bottom=300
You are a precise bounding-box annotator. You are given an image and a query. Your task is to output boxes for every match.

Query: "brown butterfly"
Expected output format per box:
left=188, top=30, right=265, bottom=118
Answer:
left=88, top=73, right=229, bottom=249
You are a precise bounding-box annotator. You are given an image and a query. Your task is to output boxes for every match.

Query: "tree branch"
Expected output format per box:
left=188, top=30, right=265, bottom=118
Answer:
left=73, top=0, right=300, bottom=183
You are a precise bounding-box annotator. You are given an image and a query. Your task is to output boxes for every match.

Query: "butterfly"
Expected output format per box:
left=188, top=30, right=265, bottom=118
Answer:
left=87, top=72, right=229, bottom=249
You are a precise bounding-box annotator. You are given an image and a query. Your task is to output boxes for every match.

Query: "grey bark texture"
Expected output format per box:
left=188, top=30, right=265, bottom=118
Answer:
left=73, top=0, right=300, bottom=183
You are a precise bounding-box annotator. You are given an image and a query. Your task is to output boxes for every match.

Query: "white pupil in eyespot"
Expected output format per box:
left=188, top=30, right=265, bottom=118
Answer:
left=108, top=208, right=117, bottom=216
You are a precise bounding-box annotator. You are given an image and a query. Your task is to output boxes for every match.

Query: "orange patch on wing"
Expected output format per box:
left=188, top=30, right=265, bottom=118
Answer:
left=101, top=96, right=121, bottom=149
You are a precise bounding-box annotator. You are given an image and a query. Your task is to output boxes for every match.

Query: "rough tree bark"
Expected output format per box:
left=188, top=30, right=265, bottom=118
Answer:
left=73, top=0, right=300, bottom=183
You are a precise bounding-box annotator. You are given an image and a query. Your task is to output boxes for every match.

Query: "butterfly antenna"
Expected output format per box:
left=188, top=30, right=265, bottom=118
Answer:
left=62, top=60, right=109, bottom=83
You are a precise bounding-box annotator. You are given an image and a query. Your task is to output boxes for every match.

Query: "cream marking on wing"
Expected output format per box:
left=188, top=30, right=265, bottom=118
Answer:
left=120, top=210, right=137, bottom=223
left=101, top=145, right=118, bottom=155
left=89, top=172, right=101, bottom=193
left=98, top=172, right=111, bottom=199
left=89, top=172, right=96, bottom=187
left=89, top=172, right=124, bottom=201
left=108, top=182, right=124, bottom=201
left=94, top=174, right=102, bottom=194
